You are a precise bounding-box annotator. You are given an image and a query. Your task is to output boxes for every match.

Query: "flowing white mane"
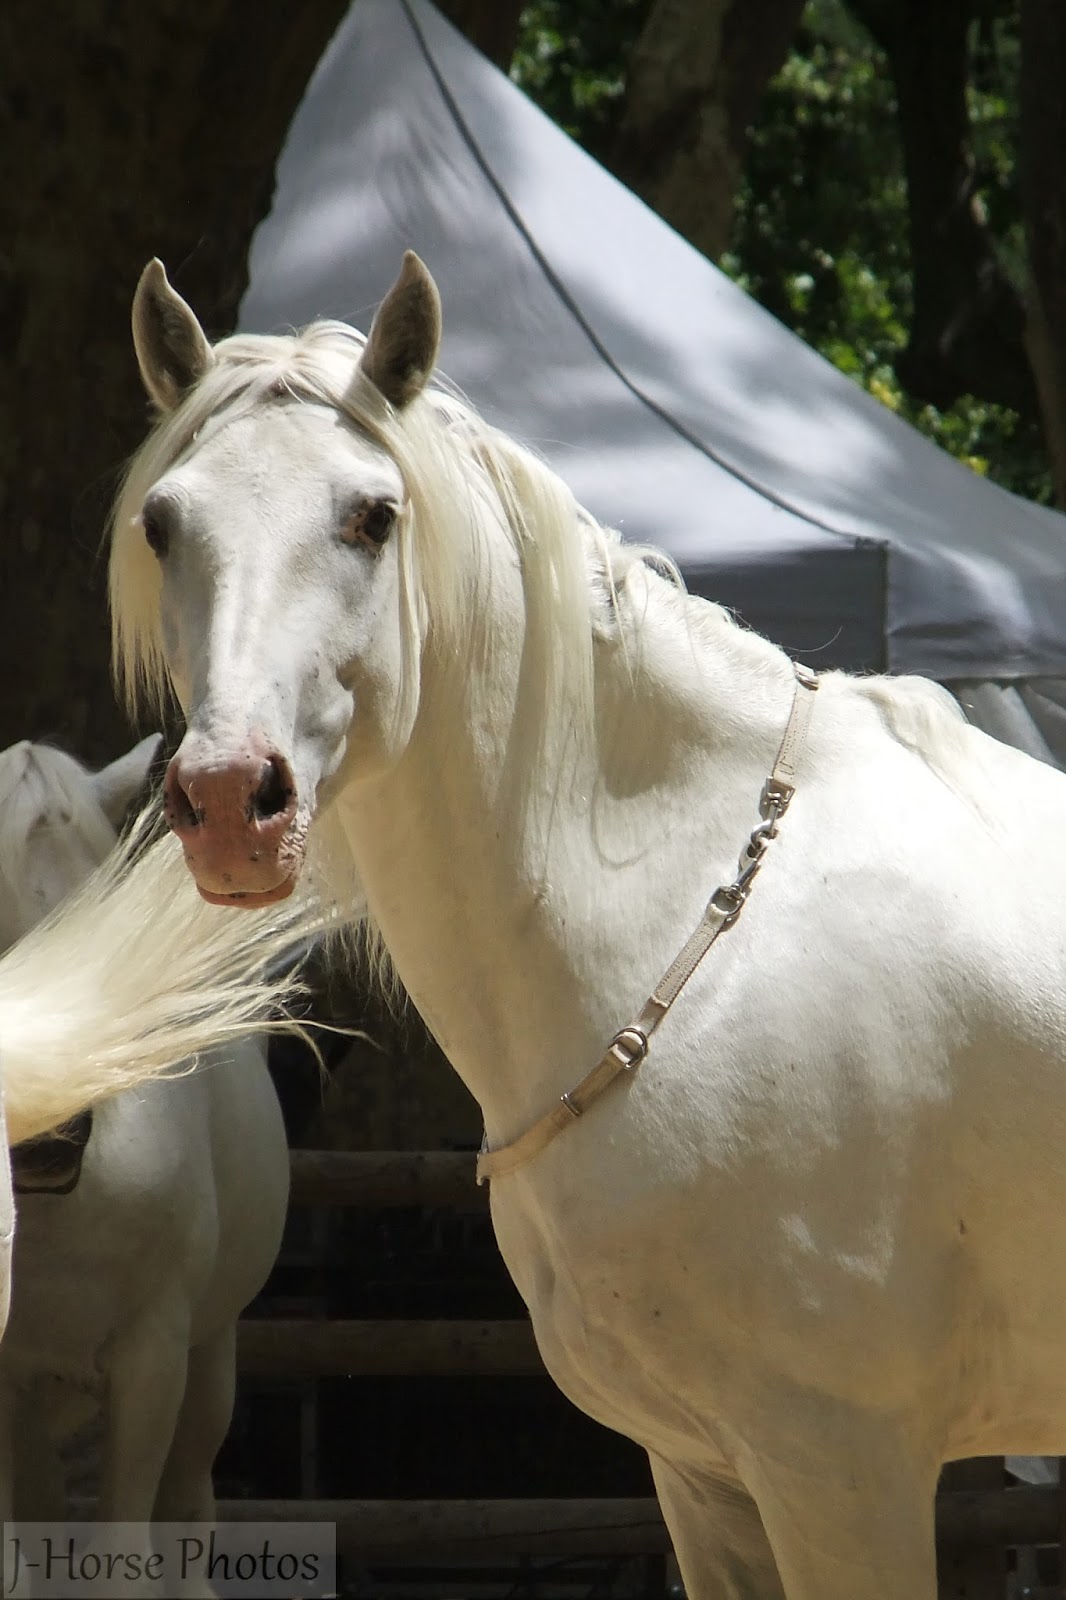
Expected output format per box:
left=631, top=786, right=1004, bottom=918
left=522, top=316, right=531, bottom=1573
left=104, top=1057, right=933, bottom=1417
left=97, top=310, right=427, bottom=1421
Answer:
left=109, top=319, right=979, bottom=824
left=0, top=804, right=331, bottom=1144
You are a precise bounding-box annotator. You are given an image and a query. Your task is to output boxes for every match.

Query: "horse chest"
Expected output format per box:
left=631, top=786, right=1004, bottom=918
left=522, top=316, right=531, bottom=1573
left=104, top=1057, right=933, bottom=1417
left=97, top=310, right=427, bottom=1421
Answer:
left=0, top=1232, right=121, bottom=1387
left=484, top=988, right=976, bottom=1461
left=0, top=1313, right=109, bottom=1391
left=488, top=1163, right=787, bottom=1464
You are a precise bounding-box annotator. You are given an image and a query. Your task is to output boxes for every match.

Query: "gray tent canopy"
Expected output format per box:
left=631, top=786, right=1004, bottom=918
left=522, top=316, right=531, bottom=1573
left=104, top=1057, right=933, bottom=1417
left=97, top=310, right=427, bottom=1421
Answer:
left=241, top=0, right=1066, bottom=762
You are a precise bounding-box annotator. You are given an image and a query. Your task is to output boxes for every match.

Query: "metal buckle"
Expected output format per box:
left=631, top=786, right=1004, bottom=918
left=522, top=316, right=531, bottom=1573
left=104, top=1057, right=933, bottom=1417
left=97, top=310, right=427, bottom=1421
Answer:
left=711, top=883, right=747, bottom=920
left=760, top=777, right=795, bottom=820
left=608, top=1027, right=649, bottom=1070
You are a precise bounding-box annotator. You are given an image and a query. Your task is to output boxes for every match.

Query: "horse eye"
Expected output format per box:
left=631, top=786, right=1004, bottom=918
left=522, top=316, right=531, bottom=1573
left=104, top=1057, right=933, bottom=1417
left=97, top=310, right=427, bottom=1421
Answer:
left=141, top=505, right=170, bottom=558
left=340, top=499, right=396, bottom=551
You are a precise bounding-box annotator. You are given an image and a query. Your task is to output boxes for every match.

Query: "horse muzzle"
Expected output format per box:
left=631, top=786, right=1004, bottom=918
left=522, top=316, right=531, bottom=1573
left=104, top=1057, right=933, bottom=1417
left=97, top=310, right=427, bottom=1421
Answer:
left=164, top=739, right=306, bottom=905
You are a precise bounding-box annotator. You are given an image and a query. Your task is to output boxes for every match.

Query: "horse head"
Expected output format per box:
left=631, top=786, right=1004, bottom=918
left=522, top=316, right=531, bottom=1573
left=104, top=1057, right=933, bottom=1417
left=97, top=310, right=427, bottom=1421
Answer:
left=117, top=253, right=442, bottom=905
left=0, top=735, right=160, bottom=948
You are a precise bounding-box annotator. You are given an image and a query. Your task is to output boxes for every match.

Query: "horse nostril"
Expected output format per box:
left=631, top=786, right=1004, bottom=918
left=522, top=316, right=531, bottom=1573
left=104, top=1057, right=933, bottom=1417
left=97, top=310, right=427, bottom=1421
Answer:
left=251, top=756, right=293, bottom=822
left=165, top=767, right=201, bottom=832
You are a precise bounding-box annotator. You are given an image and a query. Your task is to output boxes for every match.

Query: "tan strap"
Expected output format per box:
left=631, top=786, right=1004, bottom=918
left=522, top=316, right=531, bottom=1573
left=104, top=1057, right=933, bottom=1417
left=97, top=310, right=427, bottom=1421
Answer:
left=774, top=661, right=818, bottom=782
left=476, top=664, right=819, bottom=1184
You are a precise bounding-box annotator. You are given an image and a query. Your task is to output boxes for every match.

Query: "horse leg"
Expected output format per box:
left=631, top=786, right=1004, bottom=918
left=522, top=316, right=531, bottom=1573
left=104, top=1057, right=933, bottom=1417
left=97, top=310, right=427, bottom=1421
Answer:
left=650, top=1456, right=786, bottom=1600
left=743, top=1409, right=939, bottom=1600
left=92, top=1304, right=194, bottom=1599
left=12, top=1386, right=67, bottom=1520
left=99, top=1308, right=189, bottom=1523
left=0, top=1382, right=17, bottom=1596
left=152, top=1325, right=236, bottom=1523
left=0, top=1384, right=65, bottom=1600
left=0, top=1382, right=15, bottom=1521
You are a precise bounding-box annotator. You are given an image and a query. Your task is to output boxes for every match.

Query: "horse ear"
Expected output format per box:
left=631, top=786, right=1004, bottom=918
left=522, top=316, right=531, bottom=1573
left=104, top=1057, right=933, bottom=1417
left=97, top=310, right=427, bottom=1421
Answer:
left=359, top=251, right=442, bottom=408
left=92, top=734, right=163, bottom=826
left=132, top=260, right=215, bottom=413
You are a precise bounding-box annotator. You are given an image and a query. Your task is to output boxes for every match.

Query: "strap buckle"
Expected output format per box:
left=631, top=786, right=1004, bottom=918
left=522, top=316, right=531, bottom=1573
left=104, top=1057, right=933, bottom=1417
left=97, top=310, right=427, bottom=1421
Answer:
left=608, top=1027, right=649, bottom=1070
left=710, top=883, right=748, bottom=921
left=760, top=777, right=795, bottom=820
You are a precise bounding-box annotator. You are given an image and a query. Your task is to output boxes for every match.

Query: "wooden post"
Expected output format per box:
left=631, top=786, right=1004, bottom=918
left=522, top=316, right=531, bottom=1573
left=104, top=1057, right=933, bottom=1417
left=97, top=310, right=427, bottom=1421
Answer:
left=936, top=1459, right=1007, bottom=1600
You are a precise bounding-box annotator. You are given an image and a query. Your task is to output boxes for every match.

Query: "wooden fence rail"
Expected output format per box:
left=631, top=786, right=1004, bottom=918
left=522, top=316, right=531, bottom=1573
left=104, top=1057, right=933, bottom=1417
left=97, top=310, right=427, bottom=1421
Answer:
left=215, top=1491, right=1066, bottom=1559
left=238, top=1317, right=541, bottom=1378
left=288, top=1149, right=482, bottom=1210
left=219, top=1497, right=668, bottom=1559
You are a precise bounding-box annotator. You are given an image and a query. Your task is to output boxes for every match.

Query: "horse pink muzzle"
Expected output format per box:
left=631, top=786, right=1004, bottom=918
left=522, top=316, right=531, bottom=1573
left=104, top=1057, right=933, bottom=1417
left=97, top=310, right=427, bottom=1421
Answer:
left=164, top=741, right=303, bottom=906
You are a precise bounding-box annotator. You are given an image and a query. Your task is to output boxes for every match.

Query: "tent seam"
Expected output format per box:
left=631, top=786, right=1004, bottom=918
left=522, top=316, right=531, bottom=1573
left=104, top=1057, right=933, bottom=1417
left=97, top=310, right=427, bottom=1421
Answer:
left=401, top=0, right=873, bottom=553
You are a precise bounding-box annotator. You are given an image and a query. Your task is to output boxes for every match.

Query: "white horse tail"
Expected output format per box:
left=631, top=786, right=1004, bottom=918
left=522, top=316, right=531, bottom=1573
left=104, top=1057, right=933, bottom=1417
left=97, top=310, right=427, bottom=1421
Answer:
left=0, top=811, right=327, bottom=1146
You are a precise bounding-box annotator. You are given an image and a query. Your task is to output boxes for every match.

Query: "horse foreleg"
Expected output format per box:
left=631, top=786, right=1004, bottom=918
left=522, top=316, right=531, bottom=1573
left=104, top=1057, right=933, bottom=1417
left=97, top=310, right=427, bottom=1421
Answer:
left=12, top=1386, right=67, bottom=1521
left=98, top=1306, right=189, bottom=1524
left=742, top=1408, right=940, bottom=1600
left=0, top=1382, right=16, bottom=1522
left=0, top=1381, right=17, bottom=1597
left=0, top=1383, right=65, bottom=1599
left=95, top=1308, right=210, bottom=1597
left=650, top=1456, right=786, bottom=1600
left=152, top=1325, right=236, bottom=1523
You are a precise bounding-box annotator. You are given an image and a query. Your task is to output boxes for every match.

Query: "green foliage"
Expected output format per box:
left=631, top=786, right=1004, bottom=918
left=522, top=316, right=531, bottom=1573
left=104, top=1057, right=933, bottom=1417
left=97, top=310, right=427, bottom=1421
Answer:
left=729, top=0, right=1049, bottom=502
left=513, top=1, right=649, bottom=159
left=513, top=0, right=1052, bottom=505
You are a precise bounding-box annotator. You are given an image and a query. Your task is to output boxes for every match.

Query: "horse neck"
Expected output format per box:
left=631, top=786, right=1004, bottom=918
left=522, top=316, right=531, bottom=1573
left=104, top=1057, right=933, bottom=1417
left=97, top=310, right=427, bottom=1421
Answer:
left=335, top=555, right=797, bottom=1144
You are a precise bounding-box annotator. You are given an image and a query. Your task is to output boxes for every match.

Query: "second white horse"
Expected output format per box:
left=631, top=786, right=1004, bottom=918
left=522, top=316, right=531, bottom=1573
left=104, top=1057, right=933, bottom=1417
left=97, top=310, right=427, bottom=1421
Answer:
left=0, top=736, right=290, bottom=1529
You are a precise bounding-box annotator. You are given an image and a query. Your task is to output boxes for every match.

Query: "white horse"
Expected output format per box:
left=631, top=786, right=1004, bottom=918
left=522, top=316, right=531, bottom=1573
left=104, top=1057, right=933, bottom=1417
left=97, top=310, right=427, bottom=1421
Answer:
left=0, top=734, right=291, bottom=1539
left=110, top=250, right=1066, bottom=1600
left=0, top=735, right=323, bottom=1363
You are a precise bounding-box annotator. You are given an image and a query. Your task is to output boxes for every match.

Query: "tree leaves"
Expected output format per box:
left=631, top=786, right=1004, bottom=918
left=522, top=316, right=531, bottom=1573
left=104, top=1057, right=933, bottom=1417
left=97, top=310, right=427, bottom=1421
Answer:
left=513, top=0, right=1055, bottom=505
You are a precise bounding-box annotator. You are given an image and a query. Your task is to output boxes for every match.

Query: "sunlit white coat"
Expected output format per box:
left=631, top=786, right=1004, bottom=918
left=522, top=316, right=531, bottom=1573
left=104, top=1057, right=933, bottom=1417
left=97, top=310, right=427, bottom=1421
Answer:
left=108, top=251, right=1066, bottom=1600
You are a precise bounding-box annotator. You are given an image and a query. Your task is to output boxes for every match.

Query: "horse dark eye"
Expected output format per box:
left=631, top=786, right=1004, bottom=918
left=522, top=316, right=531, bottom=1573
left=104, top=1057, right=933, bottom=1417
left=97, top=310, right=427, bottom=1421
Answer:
left=340, top=499, right=396, bottom=551
left=142, top=506, right=169, bottom=558
left=364, top=504, right=394, bottom=543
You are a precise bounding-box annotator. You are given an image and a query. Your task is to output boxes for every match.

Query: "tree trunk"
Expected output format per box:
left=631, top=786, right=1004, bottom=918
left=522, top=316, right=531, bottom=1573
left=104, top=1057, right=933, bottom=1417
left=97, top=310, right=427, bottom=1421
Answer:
left=609, top=0, right=806, bottom=261
left=1020, top=0, right=1066, bottom=506
left=847, top=0, right=1035, bottom=419
left=436, top=0, right=524, bottom=70
left=0, top=2, right=348, bottom=763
